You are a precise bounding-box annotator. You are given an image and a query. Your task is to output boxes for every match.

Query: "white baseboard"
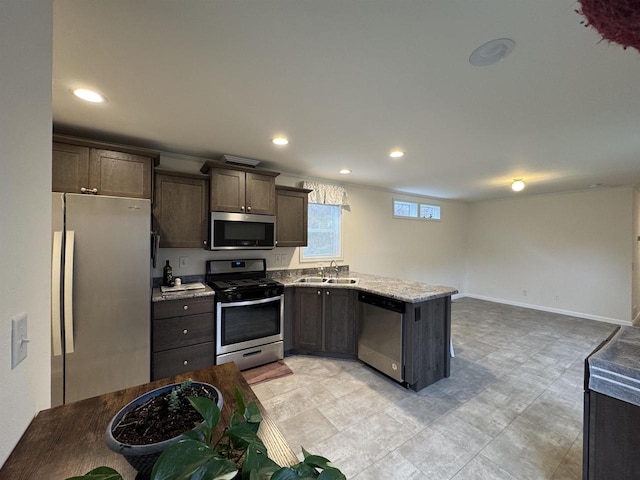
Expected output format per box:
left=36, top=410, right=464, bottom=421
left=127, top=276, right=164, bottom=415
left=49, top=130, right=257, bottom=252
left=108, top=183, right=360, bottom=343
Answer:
left=458, top=293, right=632, bottom=326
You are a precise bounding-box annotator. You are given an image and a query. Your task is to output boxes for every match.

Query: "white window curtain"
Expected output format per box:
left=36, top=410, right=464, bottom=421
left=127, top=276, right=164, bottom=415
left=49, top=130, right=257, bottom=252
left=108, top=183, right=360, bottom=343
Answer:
left=301, top=181, right=349, bottom=206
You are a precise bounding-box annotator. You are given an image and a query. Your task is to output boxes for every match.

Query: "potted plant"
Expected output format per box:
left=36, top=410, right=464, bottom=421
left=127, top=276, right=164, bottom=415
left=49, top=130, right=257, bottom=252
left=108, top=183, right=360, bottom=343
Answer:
left=67, top=384, right=345, bottom=480
left=105, top=379, right=223, bottom=478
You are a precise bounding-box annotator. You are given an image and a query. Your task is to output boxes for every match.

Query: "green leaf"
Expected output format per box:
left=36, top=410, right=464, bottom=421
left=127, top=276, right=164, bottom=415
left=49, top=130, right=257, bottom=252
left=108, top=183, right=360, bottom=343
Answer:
left=189, top=458, right=238, bottom=480
left=151, top=439, right=216, bottom=480
left=188, top=396, right=221, bottom=430
left=269, top=467, right=302, bottom=480
left=225, top=423, right=265, bottom=451
left=291, top=462, right=319, bottom=478
left=244, top=401, right=262, bottom=424
left=303, top=454, right=335, bottom=470
left=182, top=429, right=204, bottom=442
left=242, top=442, right=280, bottom=480
left=65, top=466, right=123, bottom=480
left=317, top=468, right=347, bottom=480
left=234, top=385, right=246, bottom=416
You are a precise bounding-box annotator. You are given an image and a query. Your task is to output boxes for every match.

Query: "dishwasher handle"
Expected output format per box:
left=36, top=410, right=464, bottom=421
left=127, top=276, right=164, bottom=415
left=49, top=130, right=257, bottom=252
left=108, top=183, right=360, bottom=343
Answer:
left=358, top=292, right=405, bottom=314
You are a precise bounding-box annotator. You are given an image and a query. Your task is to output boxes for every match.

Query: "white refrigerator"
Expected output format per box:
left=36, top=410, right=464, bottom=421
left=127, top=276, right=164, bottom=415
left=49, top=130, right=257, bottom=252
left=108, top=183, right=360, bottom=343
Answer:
left=51, top=193, right=151, bottom=406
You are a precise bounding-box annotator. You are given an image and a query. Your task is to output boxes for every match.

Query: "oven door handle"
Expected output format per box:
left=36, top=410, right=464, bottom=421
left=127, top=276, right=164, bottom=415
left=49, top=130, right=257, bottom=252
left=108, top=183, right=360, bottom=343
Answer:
left=217, top=295, right=282, bottom=308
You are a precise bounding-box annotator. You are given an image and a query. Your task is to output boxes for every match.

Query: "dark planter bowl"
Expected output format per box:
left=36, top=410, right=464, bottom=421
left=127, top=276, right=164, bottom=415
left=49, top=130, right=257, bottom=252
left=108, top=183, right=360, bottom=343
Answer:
left=105, top=381, right=223, bottom=479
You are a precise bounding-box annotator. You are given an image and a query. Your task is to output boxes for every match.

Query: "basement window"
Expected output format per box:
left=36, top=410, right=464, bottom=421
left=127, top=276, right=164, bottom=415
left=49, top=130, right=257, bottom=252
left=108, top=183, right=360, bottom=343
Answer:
left=393, top=199, right=441, bottom=220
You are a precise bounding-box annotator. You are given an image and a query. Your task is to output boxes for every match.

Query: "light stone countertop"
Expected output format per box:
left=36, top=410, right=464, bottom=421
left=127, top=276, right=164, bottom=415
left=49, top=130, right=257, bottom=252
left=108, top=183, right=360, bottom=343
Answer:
left=151, top=271, right=458, bottom=304
left=588, top=326, right=640, bottom=407
left=152, top=284, right=215, bottom=302
left=275, top=271, right=458, bottom=303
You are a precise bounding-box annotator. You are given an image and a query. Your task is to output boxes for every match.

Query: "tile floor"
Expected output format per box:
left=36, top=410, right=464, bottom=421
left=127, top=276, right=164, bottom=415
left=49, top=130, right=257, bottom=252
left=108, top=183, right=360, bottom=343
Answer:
left=252, top=297, right=617, bottom=480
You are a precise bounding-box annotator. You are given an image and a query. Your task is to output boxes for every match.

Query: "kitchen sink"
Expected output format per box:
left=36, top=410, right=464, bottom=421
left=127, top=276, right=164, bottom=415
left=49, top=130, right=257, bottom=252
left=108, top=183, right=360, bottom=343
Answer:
left=294, top=276, right=360, bottom=285
left=294, top=277, right=328, bottom=283
left=326, top=277, right=359, bottom=285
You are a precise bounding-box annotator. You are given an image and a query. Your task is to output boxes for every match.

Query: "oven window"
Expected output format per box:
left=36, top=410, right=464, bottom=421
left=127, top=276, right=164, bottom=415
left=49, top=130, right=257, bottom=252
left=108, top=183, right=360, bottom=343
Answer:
left=220, top=301, right=281, bottom=346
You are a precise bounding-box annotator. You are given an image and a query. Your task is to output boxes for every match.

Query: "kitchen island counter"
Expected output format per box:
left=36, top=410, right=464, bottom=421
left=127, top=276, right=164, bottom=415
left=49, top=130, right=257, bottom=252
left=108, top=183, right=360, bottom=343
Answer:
left=0, top=363, right=298, bottom=480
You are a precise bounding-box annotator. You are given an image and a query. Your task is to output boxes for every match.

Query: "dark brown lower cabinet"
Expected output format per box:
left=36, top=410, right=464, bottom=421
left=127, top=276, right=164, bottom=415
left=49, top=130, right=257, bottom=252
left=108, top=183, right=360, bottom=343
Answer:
left=293, top=287, right=355, bottom=355
left=152, top=296, right=215, bottom=380
left=583, top=389, right=640, bottom=479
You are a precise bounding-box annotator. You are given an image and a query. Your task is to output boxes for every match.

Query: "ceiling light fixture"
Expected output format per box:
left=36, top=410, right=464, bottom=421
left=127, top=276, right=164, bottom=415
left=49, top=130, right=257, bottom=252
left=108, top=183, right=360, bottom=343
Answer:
left=389, top=150, right=404, bottom=158
left=72, top=88, right=106, bottom=103
left=272, top=137, right=289, bottom=146
left=469, top=38, right=515, bottom=66
left=339, top=169, right=351, bottom=175
left=511, top=179, right=526, bottom=192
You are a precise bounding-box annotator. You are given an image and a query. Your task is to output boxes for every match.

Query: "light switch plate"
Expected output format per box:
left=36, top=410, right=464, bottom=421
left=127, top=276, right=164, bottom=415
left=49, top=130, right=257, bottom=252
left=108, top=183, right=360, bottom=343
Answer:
left=11, top=312, right=28, bottom=369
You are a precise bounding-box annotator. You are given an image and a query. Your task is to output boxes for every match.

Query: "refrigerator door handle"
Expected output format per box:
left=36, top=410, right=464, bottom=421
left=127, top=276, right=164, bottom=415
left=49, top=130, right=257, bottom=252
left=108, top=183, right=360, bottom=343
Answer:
left=51, top=231, right=63, bottom=357
left=151, top=231, right=160, bottom=268
left=64, top=230, right=75, bottom=353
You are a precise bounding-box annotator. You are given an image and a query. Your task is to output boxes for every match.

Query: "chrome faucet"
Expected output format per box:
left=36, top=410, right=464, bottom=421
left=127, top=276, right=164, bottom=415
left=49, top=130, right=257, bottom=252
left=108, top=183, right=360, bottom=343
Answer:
left=329, top=260, right=339, bottom=278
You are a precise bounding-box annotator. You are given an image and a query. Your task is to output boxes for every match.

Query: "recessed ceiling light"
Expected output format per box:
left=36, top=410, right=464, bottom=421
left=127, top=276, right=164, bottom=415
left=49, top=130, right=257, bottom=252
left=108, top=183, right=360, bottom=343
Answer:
left=469, top=38, right=515, bottom=66
left=511, top=179, right=525, bottom=192
left=389, top=150, right=404, bottom=158
left=72, top=88, right=106, bottom=103
left=339, top=169, right=351, bottom=175
left=272, top=137, right=289, bottom=146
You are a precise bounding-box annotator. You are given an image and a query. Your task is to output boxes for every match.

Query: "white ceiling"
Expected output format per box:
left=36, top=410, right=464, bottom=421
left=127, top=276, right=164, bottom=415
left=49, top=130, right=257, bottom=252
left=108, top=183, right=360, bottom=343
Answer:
left=52, top=0, right=640, bottom=201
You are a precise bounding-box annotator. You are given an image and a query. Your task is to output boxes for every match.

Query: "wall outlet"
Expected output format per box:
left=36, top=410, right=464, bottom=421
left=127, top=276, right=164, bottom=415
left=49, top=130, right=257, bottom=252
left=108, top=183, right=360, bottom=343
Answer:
left=274, top=254, right=283, bottom=265
left=11, top=312, right=29, bottom=369
left=522, top=289, right=528, bottom=296
left=554, top=295, right=560, bottom=302
left=179, top=256, right=188, bottom=268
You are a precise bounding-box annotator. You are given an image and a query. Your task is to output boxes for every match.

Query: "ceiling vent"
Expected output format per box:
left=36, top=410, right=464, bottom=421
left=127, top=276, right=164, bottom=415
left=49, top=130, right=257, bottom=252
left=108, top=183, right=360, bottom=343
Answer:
left=220, top=155, right=261, bottom=168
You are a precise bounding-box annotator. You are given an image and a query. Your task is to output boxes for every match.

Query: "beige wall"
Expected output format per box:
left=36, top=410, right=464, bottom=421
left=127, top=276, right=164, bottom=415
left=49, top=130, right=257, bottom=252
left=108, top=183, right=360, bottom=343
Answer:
left=0, top=0, right=52, bottom=466
left=152, top=173, right=470, bottom=294
left=466, top=187, right=635, bottom=324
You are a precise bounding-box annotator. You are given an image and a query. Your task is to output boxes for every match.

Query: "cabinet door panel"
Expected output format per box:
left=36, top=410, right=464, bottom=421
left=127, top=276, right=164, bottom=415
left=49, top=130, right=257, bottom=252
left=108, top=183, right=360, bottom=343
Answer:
left=153, top=173, right=209, bottom=248
left=52, top=143, right=90, bottom=193
left=246, top=172, right=276, bottom=215
left=276, top=188, right=308, bottom=247
left=89, top=149, right=152, bottom=198
left=324, top=289, right=355, bottom=354
left=211, top=168, right=245, bottom=212
left=294, top=288, right=323, bottom=351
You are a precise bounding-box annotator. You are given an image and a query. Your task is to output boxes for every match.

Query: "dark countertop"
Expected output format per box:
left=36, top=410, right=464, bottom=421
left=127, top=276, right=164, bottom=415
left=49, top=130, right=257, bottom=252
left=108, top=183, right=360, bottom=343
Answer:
left=0, top=363, right=298, bottom=480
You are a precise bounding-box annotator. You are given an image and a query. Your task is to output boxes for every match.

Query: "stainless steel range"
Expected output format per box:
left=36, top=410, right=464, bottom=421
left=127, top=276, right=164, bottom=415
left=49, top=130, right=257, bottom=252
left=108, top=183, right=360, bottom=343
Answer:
left=205, top=259, right=284, bottom=370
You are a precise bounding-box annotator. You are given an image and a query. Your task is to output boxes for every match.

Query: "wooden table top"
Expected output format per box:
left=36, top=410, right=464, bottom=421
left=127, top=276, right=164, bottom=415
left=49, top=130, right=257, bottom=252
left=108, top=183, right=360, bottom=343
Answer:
left=0, top=363, right=298, bottom=479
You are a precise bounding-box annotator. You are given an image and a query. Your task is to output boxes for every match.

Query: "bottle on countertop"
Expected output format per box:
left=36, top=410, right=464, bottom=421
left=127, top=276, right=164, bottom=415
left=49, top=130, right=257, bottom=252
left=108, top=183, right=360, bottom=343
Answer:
left=163, top=260, right=173, bottom=286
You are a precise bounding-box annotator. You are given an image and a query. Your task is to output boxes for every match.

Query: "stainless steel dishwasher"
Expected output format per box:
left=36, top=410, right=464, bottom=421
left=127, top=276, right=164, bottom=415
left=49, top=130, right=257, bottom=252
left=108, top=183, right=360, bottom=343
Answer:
left=357, top=291, right=405, bottom=383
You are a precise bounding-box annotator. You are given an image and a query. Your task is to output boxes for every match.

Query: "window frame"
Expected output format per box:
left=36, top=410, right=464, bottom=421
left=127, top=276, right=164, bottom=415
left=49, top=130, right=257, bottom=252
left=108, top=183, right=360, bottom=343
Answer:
left=299, top=203, right=344, bottom=263
left=392, top=198, right=441, bottom=221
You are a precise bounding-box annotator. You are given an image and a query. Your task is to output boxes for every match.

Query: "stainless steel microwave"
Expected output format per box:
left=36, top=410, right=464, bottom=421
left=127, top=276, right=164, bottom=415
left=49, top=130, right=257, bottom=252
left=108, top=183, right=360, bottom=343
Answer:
left=208, top=212, right=276, bottom=250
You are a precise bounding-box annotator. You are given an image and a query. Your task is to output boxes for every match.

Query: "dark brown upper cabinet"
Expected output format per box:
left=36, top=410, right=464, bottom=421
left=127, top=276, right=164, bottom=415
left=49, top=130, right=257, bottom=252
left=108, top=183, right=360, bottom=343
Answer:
left=276, top=186, right=311, bottom=247
left=52, top=135, right=159, bottom=199
left=153, top=169, right=210, bottom=248
left=201, top=161, right=279, bottom=215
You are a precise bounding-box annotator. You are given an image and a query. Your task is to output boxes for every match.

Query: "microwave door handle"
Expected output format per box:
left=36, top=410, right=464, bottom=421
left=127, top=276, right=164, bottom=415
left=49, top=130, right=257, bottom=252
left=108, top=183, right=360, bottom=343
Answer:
left=63, top=230, right=75, bottom=353
left=51, top=231, right=63, bottom=357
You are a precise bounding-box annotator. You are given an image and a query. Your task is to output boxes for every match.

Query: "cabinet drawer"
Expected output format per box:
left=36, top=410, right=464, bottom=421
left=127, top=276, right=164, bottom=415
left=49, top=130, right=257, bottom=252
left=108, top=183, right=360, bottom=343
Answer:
left=153, top=313, right=214, bottom=352
left=153, top=296, right=215, bottom=319
left=152, top=342, right=215, bottom=381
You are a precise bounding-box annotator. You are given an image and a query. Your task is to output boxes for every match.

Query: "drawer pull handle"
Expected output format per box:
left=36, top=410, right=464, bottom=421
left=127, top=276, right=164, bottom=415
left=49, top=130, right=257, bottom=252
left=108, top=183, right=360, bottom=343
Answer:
left=183, top=305, right=188, bottom=310
left=183, top=360, right=188, bottom=365
left=183, top=329, right=188, bottom=335
left=243, top=349, right=262, bottom=357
